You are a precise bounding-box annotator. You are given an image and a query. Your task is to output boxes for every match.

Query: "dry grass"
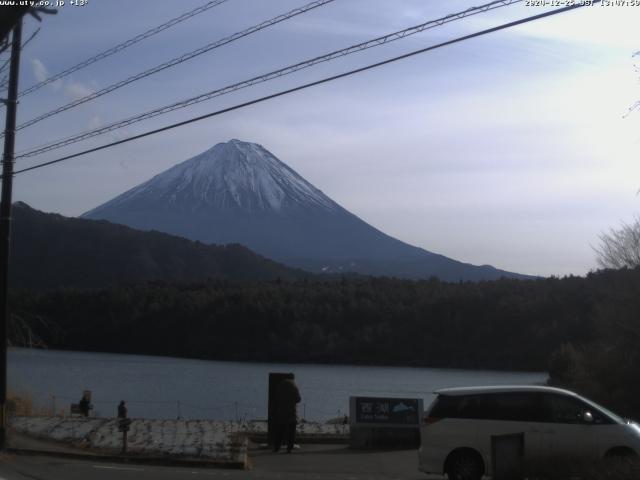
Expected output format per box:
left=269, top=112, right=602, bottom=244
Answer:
left=6, top=391, right=34, bottom=417
left=6, top=391, right=58, bottom=417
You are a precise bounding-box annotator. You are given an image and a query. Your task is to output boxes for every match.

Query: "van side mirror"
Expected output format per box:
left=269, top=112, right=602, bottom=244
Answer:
left=583, top=411, right=594, bottom=424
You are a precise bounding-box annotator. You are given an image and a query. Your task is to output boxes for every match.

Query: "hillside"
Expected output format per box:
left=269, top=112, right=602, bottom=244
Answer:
left=10, top=202, right=307, bottom=290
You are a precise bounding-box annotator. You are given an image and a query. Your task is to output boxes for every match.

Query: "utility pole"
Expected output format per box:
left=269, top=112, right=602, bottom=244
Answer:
left=0, top=19, right=23, bottom=450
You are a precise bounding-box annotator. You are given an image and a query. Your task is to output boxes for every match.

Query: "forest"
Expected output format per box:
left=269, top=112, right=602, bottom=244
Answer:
left=10, top=266, right=640, bottom=418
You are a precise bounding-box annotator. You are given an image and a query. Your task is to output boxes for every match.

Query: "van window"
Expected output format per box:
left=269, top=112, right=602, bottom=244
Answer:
left=484, top=393, right=543, bottom=422
left=542, top=394, right=613, bottom=425
left=431, top=393, right=543, bottom=422
left=429, top=395, right=461, bottom=418
left=429, top=395, right=485, bottom=419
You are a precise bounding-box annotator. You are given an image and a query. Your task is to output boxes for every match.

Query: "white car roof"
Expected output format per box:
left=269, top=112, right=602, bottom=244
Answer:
left=434, top=385, right=577, bottom=397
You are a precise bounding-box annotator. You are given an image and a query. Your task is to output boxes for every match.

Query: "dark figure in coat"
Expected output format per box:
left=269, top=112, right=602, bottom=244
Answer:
left=79, top=394, right=91, bottom=417
left=118, top=400, right=127, bottom=419
left=273, top=376, right=301, bottom=453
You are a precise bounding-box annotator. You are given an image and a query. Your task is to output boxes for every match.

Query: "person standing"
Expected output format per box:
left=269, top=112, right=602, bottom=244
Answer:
left=79, top=392, right=91, bottom=417
left=273, top=375, right=301, bottom=453
left=117, top=400, right=127, bottom=419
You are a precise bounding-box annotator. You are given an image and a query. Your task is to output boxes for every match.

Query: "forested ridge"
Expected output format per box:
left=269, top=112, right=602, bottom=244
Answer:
left=10, top=267, right=640, bottom=416
left=10, top=202, right=306, bottom=289
left=6, top=268, right=632, bottom=368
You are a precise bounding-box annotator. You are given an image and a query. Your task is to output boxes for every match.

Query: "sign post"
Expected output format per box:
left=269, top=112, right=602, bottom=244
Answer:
left=118, top=418, right=132, bottom=454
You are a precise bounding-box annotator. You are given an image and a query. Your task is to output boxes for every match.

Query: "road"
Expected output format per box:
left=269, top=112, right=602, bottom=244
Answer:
left=0, top=444, right=425, bottom=480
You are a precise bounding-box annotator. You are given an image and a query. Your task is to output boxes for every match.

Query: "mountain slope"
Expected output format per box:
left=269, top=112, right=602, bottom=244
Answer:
left=83, top=139, right=532, bottom=281
left=10, top=202, right=306, bottom=290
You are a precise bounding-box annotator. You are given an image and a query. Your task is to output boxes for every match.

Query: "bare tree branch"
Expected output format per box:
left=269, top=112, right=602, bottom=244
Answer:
left=594, top=217, right=640, bottom=269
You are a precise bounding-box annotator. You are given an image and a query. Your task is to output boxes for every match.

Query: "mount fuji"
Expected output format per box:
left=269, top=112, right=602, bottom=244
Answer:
left=82, top=139, right=530, bottom=281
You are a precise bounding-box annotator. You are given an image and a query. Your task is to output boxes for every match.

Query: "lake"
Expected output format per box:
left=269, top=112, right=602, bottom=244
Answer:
left=8, top=348, right=547, bottom=421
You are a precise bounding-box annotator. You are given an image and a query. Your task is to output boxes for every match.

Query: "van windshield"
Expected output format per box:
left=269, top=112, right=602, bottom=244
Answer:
left=580, top=396, right=624, bottom=424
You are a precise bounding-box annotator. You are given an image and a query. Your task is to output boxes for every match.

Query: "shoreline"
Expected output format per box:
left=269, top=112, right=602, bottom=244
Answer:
left=9, top=346, right=549, bottom=375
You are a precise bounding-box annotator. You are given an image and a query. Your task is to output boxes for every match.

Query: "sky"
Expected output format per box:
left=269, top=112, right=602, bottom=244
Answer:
left=2, top=0, right=639, bottom=277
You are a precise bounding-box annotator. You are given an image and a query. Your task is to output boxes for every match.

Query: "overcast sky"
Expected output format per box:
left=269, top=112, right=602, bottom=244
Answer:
left=4, top=0, right=640, bottom=277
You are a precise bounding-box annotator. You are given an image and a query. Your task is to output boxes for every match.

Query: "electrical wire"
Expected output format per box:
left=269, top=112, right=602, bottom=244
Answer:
left=0, top=39, right=10, bottom=56
left=20, top=26, right=41, bottom=50
left=0, top=27, right=40, bottom=90
left=10, top=4, right=588, bottom=177
left=625, top=52, right=640, bottom=117
left=625, top=100, right=640, bottom=117
left=17, top=0, right=232, bottom=98
left=9, top=0, right=335, bottom=135
left=0, top=49, right=9, bottom=79
left=15, top=0, right=525, bottom=158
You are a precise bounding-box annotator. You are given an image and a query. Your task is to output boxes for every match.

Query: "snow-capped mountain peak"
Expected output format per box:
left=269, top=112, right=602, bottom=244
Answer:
left=87, top=139, right=337, bottom=215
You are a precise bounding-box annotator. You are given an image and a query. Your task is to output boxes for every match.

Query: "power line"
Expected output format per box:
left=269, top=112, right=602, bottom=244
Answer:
left=0, top=27, right=40, bottom=88
left=11, top=4, right=588, bottom=177
left=9, top=0, right=335, bottom=135
left=626, top=100, right=640, bottom=117
left=15, top=0, right=525, bottom=159
left=17, top=0, right=231, bottom=98
left=0, top=37, right=8, bottom=56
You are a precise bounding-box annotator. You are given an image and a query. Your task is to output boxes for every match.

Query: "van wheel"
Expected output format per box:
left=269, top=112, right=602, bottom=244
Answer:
left=605, top=447, right=638, bottom=464
left=447, top=450, right=483, bottom=480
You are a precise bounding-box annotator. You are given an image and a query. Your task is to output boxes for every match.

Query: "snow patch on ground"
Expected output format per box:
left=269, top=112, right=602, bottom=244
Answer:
left=10, top=417, right=246, bottom=463
left=243, top=419, right=349, bottom=437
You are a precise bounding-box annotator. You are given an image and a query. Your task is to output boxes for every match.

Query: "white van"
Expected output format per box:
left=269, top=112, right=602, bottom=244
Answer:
left=418, top=385, right=640, bottom=479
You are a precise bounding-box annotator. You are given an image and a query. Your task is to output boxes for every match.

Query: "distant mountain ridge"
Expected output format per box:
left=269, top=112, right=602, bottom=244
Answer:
left=10, top=202, right=305, bottom=290
left=83, top=139, right=533, bottom=281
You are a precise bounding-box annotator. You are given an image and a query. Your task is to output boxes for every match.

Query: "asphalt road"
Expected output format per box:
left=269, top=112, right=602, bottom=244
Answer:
left=0, top=444, right=426, bottom=480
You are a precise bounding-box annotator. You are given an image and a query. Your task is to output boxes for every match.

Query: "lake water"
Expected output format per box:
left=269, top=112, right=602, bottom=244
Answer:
left=8, top=348, right=547, bottom=421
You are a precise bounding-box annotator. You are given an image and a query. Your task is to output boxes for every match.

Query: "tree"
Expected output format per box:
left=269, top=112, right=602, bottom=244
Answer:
left=595, top=217, right=640, bottom=269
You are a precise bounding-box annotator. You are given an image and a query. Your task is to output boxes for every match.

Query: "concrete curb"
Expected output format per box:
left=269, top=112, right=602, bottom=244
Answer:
left=247, top=434, right=348, bottom=445
left=6, top=447, right=248, bottom=470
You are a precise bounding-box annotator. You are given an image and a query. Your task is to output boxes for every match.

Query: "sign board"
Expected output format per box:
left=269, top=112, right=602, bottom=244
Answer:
left=118, top=418, right=132, bottom=432
left=349, top=396, right=423, bottom=428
